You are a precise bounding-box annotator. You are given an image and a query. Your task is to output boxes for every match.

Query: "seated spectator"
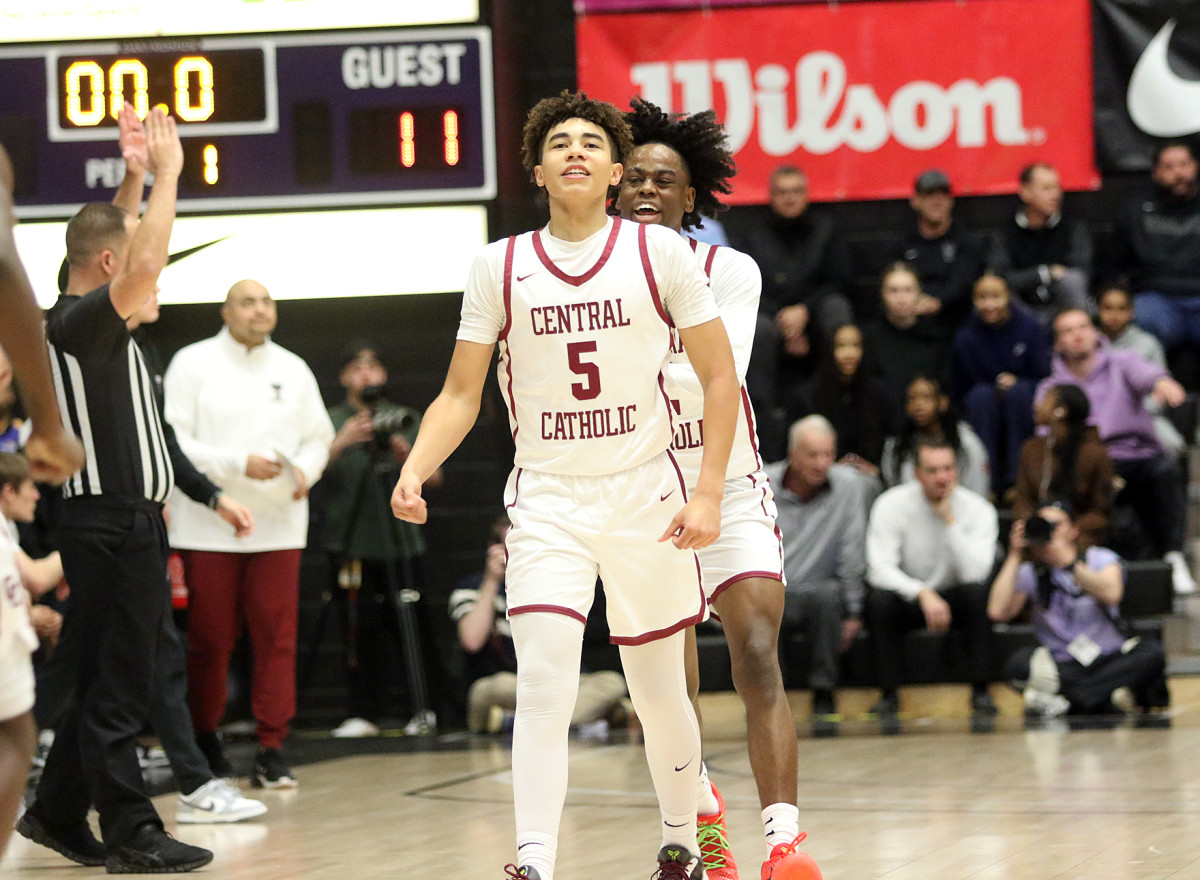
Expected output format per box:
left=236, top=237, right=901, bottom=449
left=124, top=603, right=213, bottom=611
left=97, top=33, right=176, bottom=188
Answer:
left=861, top=262, right=950, bottom=410
left=881, top=375, right=991, bottom=497
left=865, top=440, right=1000, bottom=718
left=448, top=515, right=628, bottom=734
left=0, top=345, right=31, bottom=453
left=0, top=453, right=63, bottom=639
left=1097, top=284, right=1186, bottom=458
left=738, top=165, right=853, bottom=413
left=1109, top=140, right=1200, bottom=365
left=992, top=162, right=1092, bottom=325
left=1040, top=309, right=1194, bottom=593
left=988, top=506, right=1168, bottom=717
left=791, top=323, right=894, bottom=477
left=766, top=416, right=868, bottom=718
left=952, top=273, right=1050, bottom=494
left=1013, top=384, right=1114, bottom=551
left=886, top=169, right=990, bottom=331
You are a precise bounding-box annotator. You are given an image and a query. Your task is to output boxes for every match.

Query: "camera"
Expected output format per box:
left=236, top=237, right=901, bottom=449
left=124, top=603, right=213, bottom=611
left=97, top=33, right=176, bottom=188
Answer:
left=1024, top=515, right=1054, bottom=547
left=359, top=384, right=416, bottom=451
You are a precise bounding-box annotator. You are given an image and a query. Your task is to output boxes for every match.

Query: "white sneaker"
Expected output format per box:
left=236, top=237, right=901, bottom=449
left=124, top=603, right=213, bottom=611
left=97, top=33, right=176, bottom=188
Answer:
left=1023, top=687, right=1070, bottom=718
left=177, top=779, right=268, bottom=824
left=1166, top=551, right=1196, bottom=595
left=331, top=717, right=380, bottom=738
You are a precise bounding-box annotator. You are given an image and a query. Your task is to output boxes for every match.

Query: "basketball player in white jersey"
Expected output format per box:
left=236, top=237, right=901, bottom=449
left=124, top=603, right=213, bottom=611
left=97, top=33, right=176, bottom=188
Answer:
left=615, top=99, right=822, bottom=880
left=391, top=92, right=740, bottom=880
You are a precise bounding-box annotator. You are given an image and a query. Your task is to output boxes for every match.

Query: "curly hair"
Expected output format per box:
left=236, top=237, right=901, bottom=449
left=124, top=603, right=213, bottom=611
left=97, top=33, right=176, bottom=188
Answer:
left=520, top=90, right=633, bottom=179
left=622, top=97, right=735, bottom=231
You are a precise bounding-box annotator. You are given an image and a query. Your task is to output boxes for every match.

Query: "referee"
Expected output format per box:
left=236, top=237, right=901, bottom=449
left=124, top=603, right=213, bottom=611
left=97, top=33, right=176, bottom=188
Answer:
left=17, top=105, right=213, bottom=873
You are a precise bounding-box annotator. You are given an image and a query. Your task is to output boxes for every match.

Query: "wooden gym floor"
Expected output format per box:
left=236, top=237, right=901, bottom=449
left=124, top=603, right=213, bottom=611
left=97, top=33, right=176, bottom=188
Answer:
left=5, top=680, right=1200, bottom=879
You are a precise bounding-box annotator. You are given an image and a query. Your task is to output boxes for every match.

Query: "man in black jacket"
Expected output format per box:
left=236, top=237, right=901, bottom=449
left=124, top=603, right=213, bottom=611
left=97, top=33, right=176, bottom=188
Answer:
left=1111, top=141, right=1200, bottom=359
left=992, top=163, right=1092, bottom=326
left=735, top=165, right=853, bottom=415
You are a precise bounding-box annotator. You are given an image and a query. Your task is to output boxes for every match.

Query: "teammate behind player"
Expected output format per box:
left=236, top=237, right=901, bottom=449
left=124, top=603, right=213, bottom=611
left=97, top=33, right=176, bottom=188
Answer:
left=391, top=91, right=740, bottom=880
left=615, top=98, right=821, bottom=880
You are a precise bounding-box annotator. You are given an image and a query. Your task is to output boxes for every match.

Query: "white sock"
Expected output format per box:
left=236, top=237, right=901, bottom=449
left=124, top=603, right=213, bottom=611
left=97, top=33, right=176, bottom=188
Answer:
left=515, top=832, right=557, bottom=880
left=762, top=803, right=800, bottom=857
left=697, top=762, right=720, bottom=816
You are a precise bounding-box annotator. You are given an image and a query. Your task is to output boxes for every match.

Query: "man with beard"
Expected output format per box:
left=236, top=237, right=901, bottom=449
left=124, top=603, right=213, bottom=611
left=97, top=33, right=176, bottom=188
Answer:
left=1111, top=140, right=1200, bottom=359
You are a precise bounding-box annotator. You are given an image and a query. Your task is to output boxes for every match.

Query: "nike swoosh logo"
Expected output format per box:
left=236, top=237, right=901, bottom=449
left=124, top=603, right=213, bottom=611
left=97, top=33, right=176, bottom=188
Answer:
left=516, top=272, right=537, bottom=282
left=168, top=236, right=233, bottom=265
left=664, top=821, right=688, bottom=828
left=1127, top=19, right=1200, bottom=137
left=673, top=755, right=694, bottom=772
left=660, top=490, right=674, bottom=502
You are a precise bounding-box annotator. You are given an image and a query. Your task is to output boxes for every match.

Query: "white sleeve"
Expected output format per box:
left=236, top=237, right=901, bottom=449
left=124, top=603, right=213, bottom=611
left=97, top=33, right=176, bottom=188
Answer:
left=709, top=248, right=762, bottom=383
left=648, top=226, right=720, bottom=330
left=289, top=363, right=336, bottom=485
left=865, top=492, right=926, bottom=600
left=163, top=346, right=248, bottom=481
left=947, top=492, right=999, bottom=585
left=457, top=241, right=508, bottom=345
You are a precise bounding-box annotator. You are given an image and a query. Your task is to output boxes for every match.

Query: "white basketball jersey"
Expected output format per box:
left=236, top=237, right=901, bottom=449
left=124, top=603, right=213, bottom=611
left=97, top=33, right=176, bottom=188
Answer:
left=664, top=239, right=765, bottom=487
left=0, top=523, right=36, bottom=658
left=459, top=217, right=718, bottom=476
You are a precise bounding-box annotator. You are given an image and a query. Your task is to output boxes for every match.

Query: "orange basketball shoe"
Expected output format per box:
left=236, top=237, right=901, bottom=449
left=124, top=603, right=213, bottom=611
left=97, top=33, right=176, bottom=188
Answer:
left=761, top=833, right=822, bottom=880
left=697, top=782, right=738, bottom=880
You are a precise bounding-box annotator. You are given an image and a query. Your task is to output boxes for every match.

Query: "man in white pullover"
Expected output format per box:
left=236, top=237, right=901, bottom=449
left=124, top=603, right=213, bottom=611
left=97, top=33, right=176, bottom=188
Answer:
left=865, top=439, right=998, bottom=720
left=164, top=279, right=334, bottom=788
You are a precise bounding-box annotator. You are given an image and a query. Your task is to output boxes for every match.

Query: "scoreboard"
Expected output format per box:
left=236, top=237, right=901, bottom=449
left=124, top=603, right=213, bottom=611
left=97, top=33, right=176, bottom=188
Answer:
left=0, top=26, right=496, bottom=217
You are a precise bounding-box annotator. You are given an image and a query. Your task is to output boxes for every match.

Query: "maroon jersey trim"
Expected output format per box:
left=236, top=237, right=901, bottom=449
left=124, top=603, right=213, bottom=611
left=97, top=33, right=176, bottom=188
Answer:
left=639, top=223, right=673, bottom=327
left=709, top=570, right=784, bottom=604
left=499, top=235, right=516, bottom=341
left=530, top=217, right=622, bottom=287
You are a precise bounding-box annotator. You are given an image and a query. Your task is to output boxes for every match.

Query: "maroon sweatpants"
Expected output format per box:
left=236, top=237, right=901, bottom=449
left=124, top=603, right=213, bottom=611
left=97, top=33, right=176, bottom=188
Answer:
left=183, top=549, right=302, bottom=750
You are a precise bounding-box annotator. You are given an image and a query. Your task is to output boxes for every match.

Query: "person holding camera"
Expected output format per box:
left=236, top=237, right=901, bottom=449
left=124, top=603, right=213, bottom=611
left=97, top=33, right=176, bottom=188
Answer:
left=988, top=505, right=1168, bottom=717
left=163, top=279, right=335, bottom=788
left=321, top=341, right=442, bottom=738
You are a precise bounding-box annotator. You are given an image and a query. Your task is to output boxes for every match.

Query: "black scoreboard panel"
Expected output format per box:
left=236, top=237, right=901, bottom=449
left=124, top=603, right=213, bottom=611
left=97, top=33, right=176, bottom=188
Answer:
left=0, top=26, right=495, bottom=217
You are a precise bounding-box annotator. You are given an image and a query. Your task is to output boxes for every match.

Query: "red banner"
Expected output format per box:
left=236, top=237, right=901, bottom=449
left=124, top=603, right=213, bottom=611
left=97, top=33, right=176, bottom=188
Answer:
left=577, top=0, right=1099, bottom=204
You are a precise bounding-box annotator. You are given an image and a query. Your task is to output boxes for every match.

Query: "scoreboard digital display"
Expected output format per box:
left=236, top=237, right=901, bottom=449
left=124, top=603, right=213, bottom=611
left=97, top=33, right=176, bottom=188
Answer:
left=0, top=26, right=495, bottom=217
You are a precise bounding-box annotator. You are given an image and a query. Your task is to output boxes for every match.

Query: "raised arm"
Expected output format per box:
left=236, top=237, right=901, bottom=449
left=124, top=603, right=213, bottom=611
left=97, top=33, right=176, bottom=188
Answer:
left=109, top=105, right=182, bottom=319
left=391, top=339, right=493, bottom=523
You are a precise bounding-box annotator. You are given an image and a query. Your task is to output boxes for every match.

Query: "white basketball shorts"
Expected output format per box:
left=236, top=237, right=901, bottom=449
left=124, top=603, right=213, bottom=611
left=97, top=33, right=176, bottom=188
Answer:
left=696, top=470, right=785, bottom=604
left=503, top=452, right=708, bottom=644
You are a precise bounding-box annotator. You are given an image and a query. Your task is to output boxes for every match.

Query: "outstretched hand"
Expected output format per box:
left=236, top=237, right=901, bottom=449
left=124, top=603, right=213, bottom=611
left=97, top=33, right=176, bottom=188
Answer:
left=117, top=102, right=150, bottom=176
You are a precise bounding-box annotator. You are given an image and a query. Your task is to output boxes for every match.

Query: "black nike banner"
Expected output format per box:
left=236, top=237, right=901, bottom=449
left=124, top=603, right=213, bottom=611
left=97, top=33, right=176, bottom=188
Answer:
left=1094, top=0, right=1200, bottom=171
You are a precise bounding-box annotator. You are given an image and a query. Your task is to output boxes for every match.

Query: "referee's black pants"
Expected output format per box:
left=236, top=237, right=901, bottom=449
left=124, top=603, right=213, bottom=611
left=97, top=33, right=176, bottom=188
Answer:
left=35, top=499, right=168, bottom=846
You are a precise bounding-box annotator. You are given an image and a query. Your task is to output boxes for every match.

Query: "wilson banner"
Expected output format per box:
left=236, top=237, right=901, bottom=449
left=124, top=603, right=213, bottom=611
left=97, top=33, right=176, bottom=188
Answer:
left=577, top=0, right=1098, bottom=203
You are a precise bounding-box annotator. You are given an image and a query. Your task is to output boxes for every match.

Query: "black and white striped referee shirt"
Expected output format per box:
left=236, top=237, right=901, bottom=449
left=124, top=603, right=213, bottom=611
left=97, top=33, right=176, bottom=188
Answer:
left=45, top=286, right=174, bottom=503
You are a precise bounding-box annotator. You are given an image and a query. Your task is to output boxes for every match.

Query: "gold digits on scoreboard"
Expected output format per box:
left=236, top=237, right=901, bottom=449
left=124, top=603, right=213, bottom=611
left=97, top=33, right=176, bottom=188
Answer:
left=64, top=55, right=215, bottom=126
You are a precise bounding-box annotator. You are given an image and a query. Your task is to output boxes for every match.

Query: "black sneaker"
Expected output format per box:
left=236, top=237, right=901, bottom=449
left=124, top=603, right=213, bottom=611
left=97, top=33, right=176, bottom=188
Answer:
left=195, top=731, right=234, bottom=779
left=16, top=806, right=106, bottom=866
left=652, top=845, right=704, bottom=880
left=252, top=747, right=297, bottom=789
left=105, top=823, right=213, bottom=874
left=971, top=687, right=998, bottom=717
left=870, top=692, right=900, bottom=718
left=811, top=689, right=837, bottom=718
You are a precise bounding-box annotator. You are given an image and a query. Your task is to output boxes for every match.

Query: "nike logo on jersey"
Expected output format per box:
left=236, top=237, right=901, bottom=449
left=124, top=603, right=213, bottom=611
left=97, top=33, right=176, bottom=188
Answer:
left=660, top=490, right=675, bottom=502
left=516, top=272, right=538, bottom=282
left=1128, top=19, right=1200, bottom=137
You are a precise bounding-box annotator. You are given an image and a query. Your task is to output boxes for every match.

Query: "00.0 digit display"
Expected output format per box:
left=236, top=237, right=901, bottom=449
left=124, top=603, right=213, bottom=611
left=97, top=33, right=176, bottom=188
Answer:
left=56, top=48, right=268, bottom=133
